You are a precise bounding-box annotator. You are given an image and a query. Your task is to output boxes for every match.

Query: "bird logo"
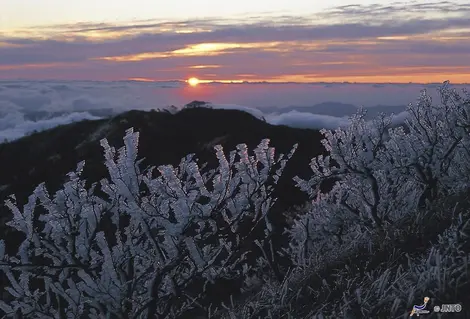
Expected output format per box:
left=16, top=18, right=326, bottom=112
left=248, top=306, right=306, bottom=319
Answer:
left=410, top=297, right=430, bottom=316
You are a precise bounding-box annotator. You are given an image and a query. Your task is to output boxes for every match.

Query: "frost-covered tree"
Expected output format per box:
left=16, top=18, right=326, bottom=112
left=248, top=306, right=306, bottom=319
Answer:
left=290, top=82, right=470, bottom=261
left=385, top=82, right=470, bottom=204
left=0, top=128, right=297, bottom=318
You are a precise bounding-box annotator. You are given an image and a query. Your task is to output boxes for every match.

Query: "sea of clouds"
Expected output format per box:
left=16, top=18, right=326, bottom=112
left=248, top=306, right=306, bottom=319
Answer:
left=0, top=80, right=467, bottom=142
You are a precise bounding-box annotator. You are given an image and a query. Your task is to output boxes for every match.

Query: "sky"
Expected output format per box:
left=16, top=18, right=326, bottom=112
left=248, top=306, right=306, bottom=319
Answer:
left=1, top=0, right=470, bottom=83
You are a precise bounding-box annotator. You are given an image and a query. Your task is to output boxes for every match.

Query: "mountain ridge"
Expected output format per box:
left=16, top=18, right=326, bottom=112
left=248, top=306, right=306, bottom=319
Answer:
left=0, top=107, right=326, bottom=216
left=272, top=102, right=407, bottom=118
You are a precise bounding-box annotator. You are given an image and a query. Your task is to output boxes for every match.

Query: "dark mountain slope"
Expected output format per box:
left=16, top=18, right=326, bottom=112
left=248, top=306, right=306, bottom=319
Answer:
left=0, top=108, right=327, bottom=313
left=0, top=108, right=326, bottom=232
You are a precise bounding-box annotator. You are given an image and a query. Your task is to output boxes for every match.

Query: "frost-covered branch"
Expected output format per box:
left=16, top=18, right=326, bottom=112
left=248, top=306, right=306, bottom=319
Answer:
left=290, top=81, right=470, bottom=263
left=0, top=128, right=296, bottom=318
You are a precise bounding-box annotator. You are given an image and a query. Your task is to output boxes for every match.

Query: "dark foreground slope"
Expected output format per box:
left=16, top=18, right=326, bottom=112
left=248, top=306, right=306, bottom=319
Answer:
left=0, top=107, right=325, bottom=240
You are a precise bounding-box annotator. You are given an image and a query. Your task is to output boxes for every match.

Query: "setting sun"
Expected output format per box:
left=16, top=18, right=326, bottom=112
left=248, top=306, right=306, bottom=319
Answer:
left=187, top=77, right=200, bottom=86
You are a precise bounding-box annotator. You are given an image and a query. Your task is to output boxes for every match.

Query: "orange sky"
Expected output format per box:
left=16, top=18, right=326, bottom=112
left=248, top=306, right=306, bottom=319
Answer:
left=1, top=2, right=470, bottom=83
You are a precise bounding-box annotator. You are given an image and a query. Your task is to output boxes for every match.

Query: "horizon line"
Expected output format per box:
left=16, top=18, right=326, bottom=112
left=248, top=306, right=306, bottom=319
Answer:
left=1, top=79, right=469, bottom=85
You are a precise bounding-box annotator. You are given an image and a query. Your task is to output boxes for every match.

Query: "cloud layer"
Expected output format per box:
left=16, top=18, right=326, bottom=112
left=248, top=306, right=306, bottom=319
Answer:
left=0, top=80, right=467, bottom=142
left=1, top=2, right=469, bottom=83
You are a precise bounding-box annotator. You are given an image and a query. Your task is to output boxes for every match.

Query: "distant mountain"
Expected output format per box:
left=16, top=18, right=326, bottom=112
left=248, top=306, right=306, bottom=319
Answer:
left=275, top=102, right=358, bottom=117
left=273, top=102, right=407, bottom=119
left=22, top=108, right=116, bottom=121
left=22, top=110, right=68, bottom=121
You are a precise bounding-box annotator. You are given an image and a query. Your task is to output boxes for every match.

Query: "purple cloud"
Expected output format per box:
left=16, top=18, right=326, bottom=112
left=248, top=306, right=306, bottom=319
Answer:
left=1, top=2, right=469, bottom=82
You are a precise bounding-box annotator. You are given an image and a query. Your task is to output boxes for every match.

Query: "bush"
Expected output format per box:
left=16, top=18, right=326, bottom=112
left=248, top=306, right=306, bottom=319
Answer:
left=0, top=128, right=296, bottom=318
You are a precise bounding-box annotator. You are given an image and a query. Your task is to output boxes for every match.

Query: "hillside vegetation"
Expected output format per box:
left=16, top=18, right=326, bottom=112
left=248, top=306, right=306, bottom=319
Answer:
left=0, top=82, right=469, bottom=318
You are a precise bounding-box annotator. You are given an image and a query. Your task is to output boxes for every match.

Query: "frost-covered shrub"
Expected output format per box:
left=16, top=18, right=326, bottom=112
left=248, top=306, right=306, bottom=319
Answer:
left=386, top=83, right=470, bottom=202
left=307, top=209, right=470, bottom=318
left=0, top=128, right=296, bottom=318
left=222, top=193, right=470, bottom=319
left=291, top=82, right=470, bottom=260
left=214, top=82, right=470, bottom=319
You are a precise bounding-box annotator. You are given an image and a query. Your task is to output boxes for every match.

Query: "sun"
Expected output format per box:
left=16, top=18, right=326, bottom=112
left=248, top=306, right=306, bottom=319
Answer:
left=187, top=77, right=200, bottom=86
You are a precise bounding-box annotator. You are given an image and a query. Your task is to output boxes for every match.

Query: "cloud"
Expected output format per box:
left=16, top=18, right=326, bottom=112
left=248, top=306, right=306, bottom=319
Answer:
left=1, top=2, right=469, bottom=83
left=210, top=104, right=265, bottom=119
left=208, top=103, right=350, bottom=129
left=0, top=111, right=102, bottom=141
left=390, top=111, right=410, bottom=125
left=265, top=111, right=349, bottom=129
left=17, top=2, right=469, bottom=38
left=0, top=80, right=466, bottom=142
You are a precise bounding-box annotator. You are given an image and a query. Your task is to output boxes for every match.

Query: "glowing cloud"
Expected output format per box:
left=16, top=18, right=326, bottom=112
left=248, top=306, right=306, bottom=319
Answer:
left=95, top=42, right=281, bottom=62
left=1, top=2, right=470, bottom=83
left=188, top=65, right=221, bottom=69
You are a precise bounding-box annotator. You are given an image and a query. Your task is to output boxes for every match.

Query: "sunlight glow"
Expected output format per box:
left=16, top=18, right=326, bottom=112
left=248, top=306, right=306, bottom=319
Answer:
left=187, top=77, right=200, bottom=86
